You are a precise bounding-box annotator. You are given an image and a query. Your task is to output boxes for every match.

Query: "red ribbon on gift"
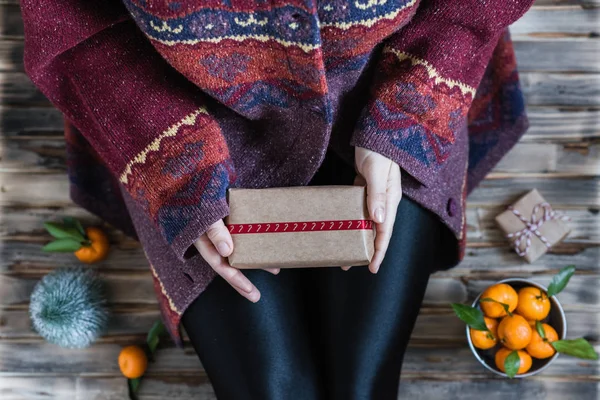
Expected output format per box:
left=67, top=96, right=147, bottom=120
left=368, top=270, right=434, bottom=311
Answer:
left=227, top=219, right=373, bottom=234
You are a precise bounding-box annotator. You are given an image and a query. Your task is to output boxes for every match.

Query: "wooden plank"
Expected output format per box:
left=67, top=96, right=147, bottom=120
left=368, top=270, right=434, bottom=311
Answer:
left=1, top=341, right=597, bottom=378
left=466, top=207, right=600, bottom=244
left=0, top=40, right=23, bottom=71
left=511, top=8, right=600, bottom=39
left=494, top=142, right=599, bottom=175
left=6, top=374, right=596, bottom=400
left=0, top=106, right=64, bottom=137
left=0, top=272, right=158, bottom=306
left=0, top=72, right=50, bottom=106
left=1, top=68, right=599, bottom=110
left=514, top=39, right=600, bottom=72
left=412, top=308, right=600, bottom=342
left=2, top=137, right=599, bottom=175
left=0, top=39, right=599, bottom=76
left=468, top=177, right=600, bottom=208
left=0, top=138, right=67, bottom=173
left=2, top=2, right=600, bottom=40
left=1, top=174, right=598, bottom=208
left=520, top=72, right=600, bottom=106
left=0, top=376, right=77, bottom=400
left=3, top=70, right=600, bottom=110
left=0, top=271, right=597, bottom=309
left=397, top=380, right=600, bottom=400
left=523, top=108, right=600, bottom=141
left=2, top=304, right=597, bottom=344
left=0, top=306, right=160, bottom=339
left=458, top=245, right=600, bottom=274
left=1, top=106, right=599, bottom=141
left=534, top=0, right=600, bottom=7
left=0, top=4, right=23, bottom=40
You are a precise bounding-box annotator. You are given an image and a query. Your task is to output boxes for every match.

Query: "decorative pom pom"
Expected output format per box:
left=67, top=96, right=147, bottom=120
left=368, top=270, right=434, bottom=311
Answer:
left=29, top=267, right=108, bottom=348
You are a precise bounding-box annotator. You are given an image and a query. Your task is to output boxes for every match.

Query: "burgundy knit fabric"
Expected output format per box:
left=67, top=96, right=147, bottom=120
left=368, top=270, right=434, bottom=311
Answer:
left=21, top=0, right=533, bottom=342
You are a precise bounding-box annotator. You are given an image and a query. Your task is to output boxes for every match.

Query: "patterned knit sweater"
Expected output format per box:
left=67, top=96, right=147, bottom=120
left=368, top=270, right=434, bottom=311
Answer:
left=21, top=0, right=533, bottom=343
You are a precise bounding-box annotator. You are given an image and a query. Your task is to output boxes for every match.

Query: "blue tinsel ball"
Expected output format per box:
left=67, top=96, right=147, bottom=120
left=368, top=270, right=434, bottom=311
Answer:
left=29, top=268, right=109, bottom=349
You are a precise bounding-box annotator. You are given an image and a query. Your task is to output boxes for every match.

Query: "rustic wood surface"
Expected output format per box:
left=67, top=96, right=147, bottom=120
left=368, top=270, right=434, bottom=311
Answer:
left=0, top=2, right=599, bottom=399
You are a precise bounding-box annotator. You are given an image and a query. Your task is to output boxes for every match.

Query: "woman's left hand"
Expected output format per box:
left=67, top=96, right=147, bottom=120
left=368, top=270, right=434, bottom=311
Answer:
left=344, top=147, right=402, bottom=273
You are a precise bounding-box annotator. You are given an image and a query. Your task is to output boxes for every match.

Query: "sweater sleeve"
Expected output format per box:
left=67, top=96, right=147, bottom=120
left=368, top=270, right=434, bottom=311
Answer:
left=350, top=0, right=534, bottom=187
left=21, top=0, right=235, bottom=261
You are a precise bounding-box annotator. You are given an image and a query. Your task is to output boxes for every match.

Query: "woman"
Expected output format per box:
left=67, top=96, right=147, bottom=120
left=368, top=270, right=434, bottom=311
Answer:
left=21, top=0, right=533, bottom=398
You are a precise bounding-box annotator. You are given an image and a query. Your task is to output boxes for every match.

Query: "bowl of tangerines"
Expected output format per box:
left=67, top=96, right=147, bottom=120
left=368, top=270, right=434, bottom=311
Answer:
left=453, top=266, right=598, bottom=378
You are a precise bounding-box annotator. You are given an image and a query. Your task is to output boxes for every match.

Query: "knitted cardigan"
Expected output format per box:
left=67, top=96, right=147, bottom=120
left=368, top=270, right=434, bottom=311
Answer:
left=21, top=0, right=533, bottom=343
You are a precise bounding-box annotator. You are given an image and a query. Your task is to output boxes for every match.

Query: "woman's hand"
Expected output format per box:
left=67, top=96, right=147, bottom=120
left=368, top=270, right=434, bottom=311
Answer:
left=344, top=147, right=402, bottom=273
left=193, top=221, right=280, bottom=302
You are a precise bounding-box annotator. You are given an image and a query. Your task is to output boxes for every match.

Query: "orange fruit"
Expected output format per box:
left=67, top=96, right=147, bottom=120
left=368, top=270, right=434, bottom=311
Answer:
left=497, top=314, right=533, bottom=350
left=75, top=227, right=110, bottom=264
left=470, top=317, right=499, bottom=350
left=118, top=345, right=148, bottom=379
left=495, top=347, right=532, bottom=375
left=516, top=286, right=551, bottom=321
left=526, top=323, right=559, bottom=359
left=479, top=283, right=518, bottom=318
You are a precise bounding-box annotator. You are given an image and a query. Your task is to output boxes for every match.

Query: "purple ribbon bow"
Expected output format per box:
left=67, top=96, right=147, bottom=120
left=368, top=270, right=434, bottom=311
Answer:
left=506, top=202, right=570, bottom=257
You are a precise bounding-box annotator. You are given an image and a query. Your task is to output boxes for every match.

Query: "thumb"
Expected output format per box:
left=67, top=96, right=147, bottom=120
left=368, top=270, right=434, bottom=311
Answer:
left=361, top=160, right=389, bottom=224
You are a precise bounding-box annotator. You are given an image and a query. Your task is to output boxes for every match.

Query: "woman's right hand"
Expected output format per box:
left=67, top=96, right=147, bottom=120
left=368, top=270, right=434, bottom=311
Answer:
left=193, top=220, right=279, bottom=302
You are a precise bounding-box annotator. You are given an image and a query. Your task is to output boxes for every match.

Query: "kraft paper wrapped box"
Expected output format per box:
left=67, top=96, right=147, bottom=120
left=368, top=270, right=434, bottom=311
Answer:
left=495, top=189, right=570, bottom=263
left=225, top=186, right=375, bottom=269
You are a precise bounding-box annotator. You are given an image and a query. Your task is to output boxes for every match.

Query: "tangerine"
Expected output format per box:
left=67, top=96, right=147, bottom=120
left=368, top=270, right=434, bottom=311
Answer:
left=470, top=317, right=499, bottom=350
left=516, top=286, right=551, bottom=321
left=480, top=283, right=518, bottom=318
left=118, top=345, right=148, bottom=379
left=526, top=323, right=559, bottom=359
left=497, top=314, right=533, bottom=350
left=75, top=227, right=110, bottom=264
left=495, top=347, right=532, bottom=375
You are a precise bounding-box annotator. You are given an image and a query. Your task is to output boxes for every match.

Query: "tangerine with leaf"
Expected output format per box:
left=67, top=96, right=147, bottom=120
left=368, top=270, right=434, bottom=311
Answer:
left=495, top=348, right=532, bottom=375
left=480, top=283, right=518, bottom=318
left=527, top=322, right=559, bottom=359
left=43, top=218, right=110, bottom=264
left=516, top=286, right=551, bottom=321
left=470, top=317, right=498, bottom=350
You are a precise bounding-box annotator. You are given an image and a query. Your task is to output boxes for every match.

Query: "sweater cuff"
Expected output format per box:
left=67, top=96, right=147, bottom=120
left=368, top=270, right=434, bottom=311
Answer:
left=351, top=116, right=448, bottom=188
left=169, top=196, right=230, bottom=261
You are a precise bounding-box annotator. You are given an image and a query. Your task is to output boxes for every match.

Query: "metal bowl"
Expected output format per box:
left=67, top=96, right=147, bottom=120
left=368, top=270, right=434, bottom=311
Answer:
left=466, top=278, right=567, bottom=378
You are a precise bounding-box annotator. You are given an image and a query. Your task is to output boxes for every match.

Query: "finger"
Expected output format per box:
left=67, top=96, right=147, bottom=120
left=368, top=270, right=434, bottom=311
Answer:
left=370, top=169, right=402, bottom=274
left=213, top=262, right=261, bottom=303
left=194, top=235, right=260, bottom=302
left=362, top=161, right=391, bottom=224
left=265, top=268, right=280, bottom=275
left=205, top=220, right=234, bottom=257
left=341, top=266, right=352, bottom=271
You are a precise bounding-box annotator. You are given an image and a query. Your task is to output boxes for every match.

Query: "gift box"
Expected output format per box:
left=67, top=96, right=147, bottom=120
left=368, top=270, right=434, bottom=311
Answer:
left=225, top=186, right=375, bottom=269
left=495, top=189, right=570, bottom=263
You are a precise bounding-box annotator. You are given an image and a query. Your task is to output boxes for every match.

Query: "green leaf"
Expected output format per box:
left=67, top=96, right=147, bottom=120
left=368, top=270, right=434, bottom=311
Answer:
left=451, top=303, right=487, bottom=331
left=547, top=265, right=576, bottom=297
left=128, top=377, right=141, bottom=399
left=42, top=238, right=83, bottom=252
left=552, top=338, right=599, bottom=360
left=146, top=321, right=166, bottom=355
left=63, top=217, right=86, bottom=236
left=44, top=222, right=85, bottom=242
left=480, top=297, right=513, bottom=316
left=536, top=321, right=546, bottom=339
left=504, top=351, right=521, bottom=378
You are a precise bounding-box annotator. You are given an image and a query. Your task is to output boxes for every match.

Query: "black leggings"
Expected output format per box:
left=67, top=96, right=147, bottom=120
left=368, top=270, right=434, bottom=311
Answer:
left=182, top=151, right=456, bottom=400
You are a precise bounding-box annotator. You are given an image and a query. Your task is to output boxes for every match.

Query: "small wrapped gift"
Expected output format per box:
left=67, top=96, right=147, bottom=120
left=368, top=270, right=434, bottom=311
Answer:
left=226, top=186, right=375, bottom=269
left=495, top=189, right=570, bottom=263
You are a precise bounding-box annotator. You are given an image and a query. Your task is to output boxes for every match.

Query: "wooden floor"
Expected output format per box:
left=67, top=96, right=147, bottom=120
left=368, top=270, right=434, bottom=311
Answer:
left=1, top=1, right=599, bottom=399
